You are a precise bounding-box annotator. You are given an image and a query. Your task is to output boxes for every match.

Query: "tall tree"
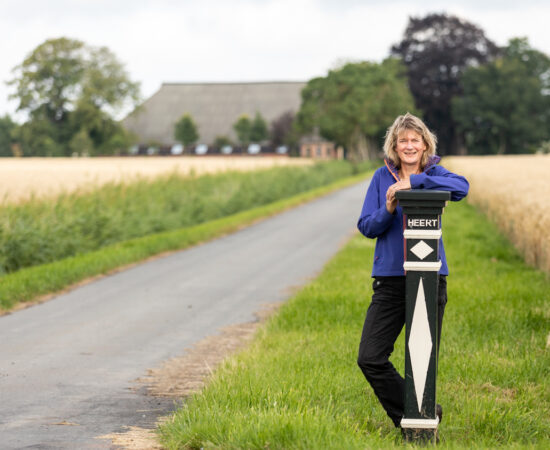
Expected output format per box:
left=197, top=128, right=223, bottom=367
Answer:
left=452, top=38, right=550, bottom=154
left=214, top=135, right=232, bottom=148
left=250, top=112, right=268, bottom=143
left=233, top=114, right=252, bottom=147
left=0, top=115, right=16, bottom=156
left=391, top=13, right=499, bottom=155
left=11, top=119, right=59, bottom=156
left=7, top=37, right=140, bottom=156
left=270, top=111, right=296, bottom=147
left=174, top=113, right=199, bottom=147
left=295, top=58, right=416, bottom=160
left=9, top=38, right=84, bottom=125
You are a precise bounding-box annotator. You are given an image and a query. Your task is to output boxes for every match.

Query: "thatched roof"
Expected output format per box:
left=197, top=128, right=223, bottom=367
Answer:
left=122, top=81, right=306, bottom=146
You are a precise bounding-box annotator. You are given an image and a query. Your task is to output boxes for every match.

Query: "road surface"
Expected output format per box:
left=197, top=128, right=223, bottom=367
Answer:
left=0, top=180, right=368, bottom=448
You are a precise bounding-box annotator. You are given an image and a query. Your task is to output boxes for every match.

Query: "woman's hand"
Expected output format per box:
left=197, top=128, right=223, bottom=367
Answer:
left=385, top=179, right=412, bottom=213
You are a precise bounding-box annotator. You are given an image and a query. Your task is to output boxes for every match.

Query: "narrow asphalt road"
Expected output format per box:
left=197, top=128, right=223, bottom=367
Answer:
left=0, top=180, right=368, bottom=449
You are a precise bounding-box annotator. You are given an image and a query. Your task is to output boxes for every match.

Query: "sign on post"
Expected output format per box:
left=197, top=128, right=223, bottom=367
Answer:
left=395, top=190, right=450, bottom=443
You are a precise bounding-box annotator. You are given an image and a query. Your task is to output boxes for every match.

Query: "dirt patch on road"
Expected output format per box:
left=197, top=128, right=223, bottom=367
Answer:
left=138, top=323, right=258, bottom=398
left=137, top=303, right=279, bottom=398
left=99, top=425, right=164, bottom=450
left=98, top=302, right=281, bottom=449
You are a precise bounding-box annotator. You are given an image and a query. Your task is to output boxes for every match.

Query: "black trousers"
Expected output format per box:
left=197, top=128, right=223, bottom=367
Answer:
left=357, top=275, right=447, bottom=427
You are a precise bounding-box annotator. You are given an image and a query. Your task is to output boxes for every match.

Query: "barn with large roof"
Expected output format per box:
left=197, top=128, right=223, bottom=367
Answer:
left=122, top=81, right=307, bottom=148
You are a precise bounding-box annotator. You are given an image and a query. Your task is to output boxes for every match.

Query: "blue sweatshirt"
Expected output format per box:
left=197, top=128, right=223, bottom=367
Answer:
left=357, top=157, right=469, bottom=277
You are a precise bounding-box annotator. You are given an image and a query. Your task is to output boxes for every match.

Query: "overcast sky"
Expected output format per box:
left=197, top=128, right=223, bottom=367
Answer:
left=1, top=0, right=549, bottom=120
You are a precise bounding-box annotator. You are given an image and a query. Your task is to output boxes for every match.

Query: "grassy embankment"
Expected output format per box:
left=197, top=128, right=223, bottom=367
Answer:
left=0, top=161, right=373, bottom=312
left=159, top=199, right=550, bottom=449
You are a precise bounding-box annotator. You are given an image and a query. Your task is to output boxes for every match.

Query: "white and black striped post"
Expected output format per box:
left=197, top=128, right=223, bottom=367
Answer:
left=395, top=190, right=450, bottom=443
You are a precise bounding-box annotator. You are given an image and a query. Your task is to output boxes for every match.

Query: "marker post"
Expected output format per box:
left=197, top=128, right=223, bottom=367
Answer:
left=395, top=190, right=450, bottom=444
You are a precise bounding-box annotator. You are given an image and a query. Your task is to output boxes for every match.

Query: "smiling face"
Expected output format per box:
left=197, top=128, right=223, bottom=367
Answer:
left=395, top=129, right=426, bottom=168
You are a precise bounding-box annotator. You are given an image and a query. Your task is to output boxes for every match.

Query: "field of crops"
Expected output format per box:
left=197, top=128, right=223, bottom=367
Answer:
left=445, top=154, right=550, bottom=275
left=0, top=156, right=311, bottom=204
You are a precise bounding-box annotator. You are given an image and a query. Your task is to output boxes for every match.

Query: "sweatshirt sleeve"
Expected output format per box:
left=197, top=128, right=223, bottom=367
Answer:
left=409, top=165, right=469, bottom=201
left=357, top=171, right=395, bottom=238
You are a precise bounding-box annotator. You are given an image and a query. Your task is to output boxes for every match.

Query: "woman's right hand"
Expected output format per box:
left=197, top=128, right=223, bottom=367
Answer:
left=386, top=179, right=412, bottom=214
left=386, top=196, right=397, bottom=214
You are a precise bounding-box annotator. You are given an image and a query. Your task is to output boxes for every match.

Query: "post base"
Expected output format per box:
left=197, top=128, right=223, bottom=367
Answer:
left=401, top=418, right=439, bottom=444
left=401, top=427, right=438, bottom=444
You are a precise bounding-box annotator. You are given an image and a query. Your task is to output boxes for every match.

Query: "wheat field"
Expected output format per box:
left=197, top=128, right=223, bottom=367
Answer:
left=0, top=156, right=311, bottom=204
left=445, top=154, right=550, bottom=274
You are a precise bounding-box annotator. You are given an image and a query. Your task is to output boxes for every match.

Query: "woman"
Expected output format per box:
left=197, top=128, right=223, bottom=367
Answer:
left=356, top=113, right=469, bottom=428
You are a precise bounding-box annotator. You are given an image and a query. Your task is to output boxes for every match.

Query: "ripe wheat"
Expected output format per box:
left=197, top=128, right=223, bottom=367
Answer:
left=0, top=156, right=311, bottom=204
left=445, top=155, right=550, bottom=274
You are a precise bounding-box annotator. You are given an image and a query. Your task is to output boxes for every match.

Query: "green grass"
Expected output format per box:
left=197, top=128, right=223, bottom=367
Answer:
left=0, top=170, right=371, bottom=311
left=158, top=200, right=550, bottom=449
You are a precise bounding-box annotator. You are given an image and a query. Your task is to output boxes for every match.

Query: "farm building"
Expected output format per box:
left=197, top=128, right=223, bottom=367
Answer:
left=122, top=81, right=307, bottom=149
left=300, top=131, right=344, bottom=160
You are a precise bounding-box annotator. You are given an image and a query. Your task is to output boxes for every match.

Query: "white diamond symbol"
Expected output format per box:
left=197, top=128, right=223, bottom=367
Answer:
left=410, top=240, right=434, bottom=260
left=408, top=279, right=433, bottom=412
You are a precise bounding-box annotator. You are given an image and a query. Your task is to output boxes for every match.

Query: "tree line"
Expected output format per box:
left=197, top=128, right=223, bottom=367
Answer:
left=2, top=13, right=550, bottom=158
left=296, top=13, right=550, bottom=158
left=1, top=38, right=140, bottom=157
left=174, top=110, right=296, bottom=150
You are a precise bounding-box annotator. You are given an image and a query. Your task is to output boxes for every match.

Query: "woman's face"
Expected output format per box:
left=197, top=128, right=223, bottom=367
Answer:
left=395, top=129, right=426, bottom=167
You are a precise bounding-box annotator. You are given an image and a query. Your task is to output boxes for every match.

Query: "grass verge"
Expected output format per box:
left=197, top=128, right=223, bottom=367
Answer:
left=0, top=171, right=370, bottom=312
left=158, top=200, right=550, bottom=449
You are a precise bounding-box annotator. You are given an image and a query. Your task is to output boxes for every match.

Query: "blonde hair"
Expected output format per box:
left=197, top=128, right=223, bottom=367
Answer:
left=383, top=113, right=437, bottom=169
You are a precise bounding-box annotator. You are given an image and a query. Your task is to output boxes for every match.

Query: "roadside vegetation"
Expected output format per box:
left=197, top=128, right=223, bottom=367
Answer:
left=0, top=161, right=374, bottom=311
left=159, top=199, right=550, bottom=449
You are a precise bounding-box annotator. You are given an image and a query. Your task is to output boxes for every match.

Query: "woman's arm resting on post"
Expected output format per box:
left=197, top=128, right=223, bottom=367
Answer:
left=409, top=166, right=469, bottom=201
